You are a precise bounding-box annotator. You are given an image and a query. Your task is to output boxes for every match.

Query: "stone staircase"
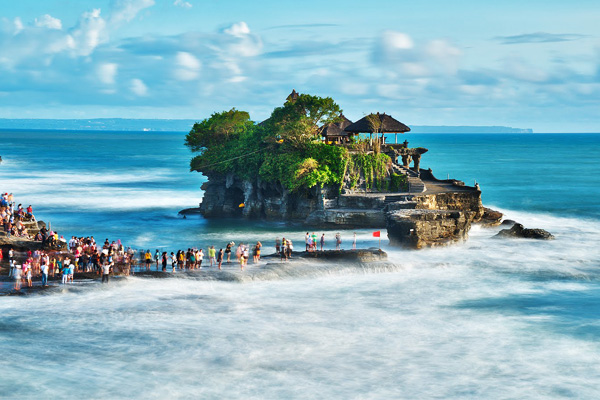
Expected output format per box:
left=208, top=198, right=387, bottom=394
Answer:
left=391, top=164, right=426, bottom=194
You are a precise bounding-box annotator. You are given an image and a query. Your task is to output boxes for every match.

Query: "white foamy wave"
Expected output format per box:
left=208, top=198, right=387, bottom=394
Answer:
left=0, top=169, right=204, bottom=210
left=2, top=266, right=600, bottom=399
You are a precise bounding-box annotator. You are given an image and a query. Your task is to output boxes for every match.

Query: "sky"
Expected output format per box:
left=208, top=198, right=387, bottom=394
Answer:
left=0, top=0, right=599, bottom=132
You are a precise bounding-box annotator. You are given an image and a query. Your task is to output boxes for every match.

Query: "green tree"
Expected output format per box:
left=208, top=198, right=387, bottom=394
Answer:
left=185, top=108, right=253, bottom=152
left=266, top=94, right=342, bottom=149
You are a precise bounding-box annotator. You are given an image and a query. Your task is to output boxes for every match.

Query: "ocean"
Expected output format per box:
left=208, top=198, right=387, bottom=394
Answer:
left=1, top=130, right=599, bottom=399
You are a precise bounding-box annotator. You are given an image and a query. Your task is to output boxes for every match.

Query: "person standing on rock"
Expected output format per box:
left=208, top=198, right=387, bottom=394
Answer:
left=286, top=239, right=293, bottom=259
left=217, top=249, right=223, bottom=270
left=144, top=250, right=152, bottom=271
left=225, top=242, right=233, bottom=263
left=40, top=260, right=49, bottom=287
left=275, top=238, right=281, bottom=254
left=352, top=232, right=357, bottom=250
left=197, top=249, right=203, bottom=269
left=254, top=241, right=261, bottom=263
left=161, top=252, right=168, bottom=272
left=305, top=233, right=310, bottom=251
left=320, top=234, right=325, bottom=251
left=101, top=260, right=111, bottom=284
left=14, top=265, right=22, bottom=290
left=335, top=233, right=342, bottom=250
left=155, top=250, right=160, bottom=270
left=208, top=246, right=216, bottom=267
left=235, top=243, right=242, bottom=263
left=170, top=252, right=177, bottom=272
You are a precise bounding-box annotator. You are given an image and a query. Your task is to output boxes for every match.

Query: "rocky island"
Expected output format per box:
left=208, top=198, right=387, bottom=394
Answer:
left=184, top=90, right=498, bottom=249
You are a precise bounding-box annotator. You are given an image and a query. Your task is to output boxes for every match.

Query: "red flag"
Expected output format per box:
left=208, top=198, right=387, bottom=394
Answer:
left=373, top=231, right=380, bottom=237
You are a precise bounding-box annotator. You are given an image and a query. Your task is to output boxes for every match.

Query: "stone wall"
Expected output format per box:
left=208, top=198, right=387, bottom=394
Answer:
left=413, top=191, right=484, bottom=220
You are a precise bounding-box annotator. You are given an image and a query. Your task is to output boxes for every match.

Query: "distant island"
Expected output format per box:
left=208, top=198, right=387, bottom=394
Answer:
left=0, top=118, right=533, bottom=134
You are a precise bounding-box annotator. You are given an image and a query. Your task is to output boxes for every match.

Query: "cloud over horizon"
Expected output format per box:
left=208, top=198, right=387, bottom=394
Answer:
left=0, top=1, right=598, bottom=131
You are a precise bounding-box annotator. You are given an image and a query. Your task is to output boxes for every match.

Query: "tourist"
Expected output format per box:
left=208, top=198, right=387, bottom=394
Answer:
left=305, top=233, right=310, bottom=251
left=225, top=241, right=233, bottom=263
left=286, top=239, right=293, bottom=259
left=275, top=238, right=281, bottom=254
left=170, top=252, right=177, bottom=272
left=335, top=233, right=342, bottom=250
left=69, top=258, right=75, bottom=283
left=189, top=250, right=196, bottom=270
left=101, top=260, right=111, bottom=284
left=253, top=241, right=261, bottom=263
left=25, top=262, right=33, bottom=287
left=352, top=232, right=357, bottom=250
left=311, top=232, right=317, bottom=251
left=217, top=248, right=223, bottom=270
left=161, top=252, right=168, bottom=271
left=244, top=244, right=250, bottom=267
left=320, top=234, right=325, bottom=251
left=208, top=246, right=216, bottom=267
left=280, top=238, right=288, bottom=261
left=239, top=245, right=245, bottom=270
left=144, top=249, right=152, bottom=271
left=197, top=249, right=203, bottom=269
left=235, top=243, right=242, bottom=262
left=177, top=250, right=185, bottom=270
left=155, top=249, right=160, bottom=270
left=40, top=260, right=49, bottom=287
left=61, top=260, right=70, bottom=284
left=14, top=265, right=22, bottom=290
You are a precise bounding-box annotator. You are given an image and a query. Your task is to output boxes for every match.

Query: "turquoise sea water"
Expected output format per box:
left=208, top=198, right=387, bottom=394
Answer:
left=1, top=130, right=600, bottom=399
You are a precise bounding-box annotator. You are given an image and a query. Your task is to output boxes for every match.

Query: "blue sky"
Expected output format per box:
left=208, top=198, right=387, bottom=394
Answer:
left=1, top=0, right=599, bottom=132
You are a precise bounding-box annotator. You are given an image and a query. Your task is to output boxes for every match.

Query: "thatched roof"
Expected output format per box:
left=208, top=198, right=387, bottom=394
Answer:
left=321, top=115, right=353, bottom=137
left=344, top=113, right=410, bottom=133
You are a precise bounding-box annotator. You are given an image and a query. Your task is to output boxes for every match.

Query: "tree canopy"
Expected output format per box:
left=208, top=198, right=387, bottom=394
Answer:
left=185, top=92, right=393, bottom=193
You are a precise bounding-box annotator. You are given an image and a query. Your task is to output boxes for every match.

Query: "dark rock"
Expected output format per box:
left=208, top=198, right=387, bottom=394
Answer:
left=495, top=223, right=554, bottom=240
left=501, top=219, right=517, bottom=226
left=478, top=207, right=503, bottom=227
left=178, top=208, right=203, bottom=215
left=298, top=249, right=387, bottom=262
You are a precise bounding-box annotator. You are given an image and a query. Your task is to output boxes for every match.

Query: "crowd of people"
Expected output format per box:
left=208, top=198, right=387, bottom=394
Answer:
left=2, top=193, right=356, bottom=291
left=1, top=193, right=36, bottom=238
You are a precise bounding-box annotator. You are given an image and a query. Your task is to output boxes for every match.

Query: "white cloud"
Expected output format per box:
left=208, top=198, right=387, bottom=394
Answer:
left=174, top=51, right=201, bottom=80
left=35, top=14, right=63, bottom=30
left=225, top=22, right=251, bottom=38
left=173, top=0, right=192, bottom=8
left=381, top=31, right=414, bottom=50
left=110, top=0, right=155, bottom=26
left=98, top=63, right=118, bottom=85
left=69, top=8, right=107, bottom=56
left=14, top=17, right=24, bottom=34
left=130, top=78, right=148, bottom=96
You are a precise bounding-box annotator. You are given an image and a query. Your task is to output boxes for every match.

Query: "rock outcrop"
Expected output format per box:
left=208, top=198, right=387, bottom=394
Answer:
left=478, top=207, right=504, bottom=227
left=386, top=209, right=475, bottom=249
left=192, top=165, right=487, bottom=249
left=495, top=223, right=555, bottom=240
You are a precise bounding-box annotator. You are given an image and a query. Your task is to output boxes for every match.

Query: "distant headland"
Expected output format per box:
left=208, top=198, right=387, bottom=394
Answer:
left=0, top=118, right=532, bottom=134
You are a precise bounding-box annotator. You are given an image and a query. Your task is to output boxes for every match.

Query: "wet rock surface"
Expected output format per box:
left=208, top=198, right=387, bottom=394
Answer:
left=495, top=223, right=555, bottom=240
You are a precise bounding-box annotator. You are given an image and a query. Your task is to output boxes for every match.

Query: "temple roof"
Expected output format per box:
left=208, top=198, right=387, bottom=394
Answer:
left=321, top=115, right=353, bottom=137
left=345, top=113, right=410, bottom=133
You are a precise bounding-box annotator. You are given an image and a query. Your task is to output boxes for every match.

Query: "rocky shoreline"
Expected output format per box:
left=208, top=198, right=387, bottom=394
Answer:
left=0, top=249, right=388, bottom=295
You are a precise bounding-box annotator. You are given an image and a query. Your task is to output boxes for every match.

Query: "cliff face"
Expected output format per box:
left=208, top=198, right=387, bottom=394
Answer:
left=386, top=210, right=476, bottom=249
left=196, top=167, right=485, bottom=249
left=199, top=173, right=324, bottom=220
